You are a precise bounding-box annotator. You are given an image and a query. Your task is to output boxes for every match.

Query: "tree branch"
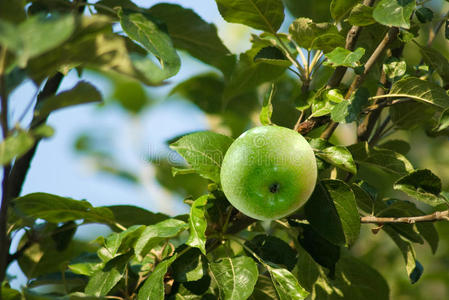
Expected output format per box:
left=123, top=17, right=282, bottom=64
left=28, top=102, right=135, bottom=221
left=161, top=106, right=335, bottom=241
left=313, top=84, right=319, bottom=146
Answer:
left=361, top=210, right=449, bottom=224
left=294, top=0, right=376, bottom=136
left=7, top=73, right=64, bottom=200
left=321, top=26, right=400, bottom=140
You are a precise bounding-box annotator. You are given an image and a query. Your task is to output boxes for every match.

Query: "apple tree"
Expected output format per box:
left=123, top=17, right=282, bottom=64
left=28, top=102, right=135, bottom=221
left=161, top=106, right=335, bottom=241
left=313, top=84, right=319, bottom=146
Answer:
left=1, top=0, right=449, bottom=299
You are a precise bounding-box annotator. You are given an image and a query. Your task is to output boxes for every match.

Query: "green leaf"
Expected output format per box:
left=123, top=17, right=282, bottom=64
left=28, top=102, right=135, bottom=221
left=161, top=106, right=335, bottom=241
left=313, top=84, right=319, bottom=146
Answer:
left=323, top=180, right=360, bottom=245
left=13, top=193, right=115, bottom=224
left=305, top=182, right=345, bottom=246
left=383, top=226, right=423, bottom=284
left=394, top=169, right=447, bottom=206
left=1, top=287, right=21, bottom=300
left=296, top=223, right=340, bottom=275
left=433, top=108, right=449, bottom=133
left=250, top=275, right=280, bottom=299
left=18, top=225, right=93, bottom=278
left=169, top=131, right=234, bottom=183
left=314, top=253, right=390, bottom=299
left=36, top=81, right=102, bottom=119
left=390, top=101, right=436, bottom=129
left=378, top=139, right=410, bottom=155
left=389, top=77, right=449, bottom=110
left=134, top=219, right=187, bottom=257
left=118, top=8, right=181, bottom=82
left=383, top=57, right=407, bottom=81
left=0, top=14, right=75, bottom=67
left=260, top=85, right=274, bottom=125
left=419, top=45, right=449, bottom=86
left=289, top=18, right=344, bottom=52
left=186, top=195, right=208, bottom=255
left=348, top=142, right=414, bottom=176
left=105, top=205, right=169, bottom=227
left=148, top=3, right=235, bottom=77
left=85, top=252, right=132, bottom=297
left=346, top=4, right=376, bottom=26
left=0, top=130, right=34, bottom=165
left=415, top=7, right=433, bottom=23
left=224, top=52, right=287, bottom=100
left=330, top=0, right=359, bottom=22
left=138, top=255, right=177, bottom=300
left=325, top=47, right=365, bottom=68
left=373, top=0, right=415, bottom=29
left=215, top=0, right=285, bottom=32
left=267, top=265, right=309, bottom=300
left=26, top=16, right=170, bottom=85
left=209, top=256, right=259, bottom=300
left=315, top=145, right=357, bottom=174
left=171, top=246, right=206, bottom=282
left=245, top=235, right=297, bottom=271
left=330, top=87, right=369, bottom=123
left=0, top=0, right=25, bottom=24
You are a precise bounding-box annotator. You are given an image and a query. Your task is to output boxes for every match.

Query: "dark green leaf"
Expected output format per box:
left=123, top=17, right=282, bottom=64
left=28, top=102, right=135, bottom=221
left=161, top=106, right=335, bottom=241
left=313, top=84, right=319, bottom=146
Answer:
left=0, top=130, right=34, bottom=165
left=149, top=3, right=235, bottom=77
left=373, top=0, right=415, bottom=29
left=325, top=47, right=365, bottom=68
left=186, top=195, right=208, bottom=255
left=224, top=52, right=287, bottom=100
left=267, top=265, right=309, bottom=300
left=330, top=0, right=359, bottom=22
left=106, top=205, right=169, bottom=228
left=118, top=8, right=180, bottom=82
left=390, top=101, right=436, bottom=129
left=416, top=7, right=433, bottom=23
left=389, top=77, right=449, bottom=110
left=245, top=234, right=297, bottom=271
left=215, top=0, right=285, bottom=32
left=13, top=193, right=115, bottom=224
left=250, top=275, right=280, bottom=299
left=378, top=139, right=410, bottom=155
left=347, top=4, right=376, bottom=26
left=324, top=180, right=360, bottom=245
left=171, top=246, right=206, bottom=282
left=169, top=131, right=234, bottom=183
left=315, top=145, right=357, bottom=174
left=36, top=81, right=102, bottom=119
left=0, top=0, right=25, bottom=24
left=305, top=182, right=345, bottom=246
left=1, top=287, right=21, bottom=300
left=297, top=223, right=340, bottom=275
left=283, top=0, right=332, bottom=22
left=134, top=219, right=187, bottom=257
left=209, top=256, right=259, bottom=300
left=348, top=142, right=414, bottom=176
left=138, top=255, right=177, bottom=300
left=419, top=45, right=449, bottom=86
left=433, top=108, right=449, bottom=133
left=394, top=169, right=446, bottom=206
left=383, top=227, right=423, bottom=283
left=314, top=253, right=390, bottom=299
left=85, top=252, right=132, bottom=297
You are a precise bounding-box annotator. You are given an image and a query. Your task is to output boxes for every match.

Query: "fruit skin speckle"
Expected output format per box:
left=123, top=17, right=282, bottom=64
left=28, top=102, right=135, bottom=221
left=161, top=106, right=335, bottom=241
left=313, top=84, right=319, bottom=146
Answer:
left=220, top=125, right=317, bottom=220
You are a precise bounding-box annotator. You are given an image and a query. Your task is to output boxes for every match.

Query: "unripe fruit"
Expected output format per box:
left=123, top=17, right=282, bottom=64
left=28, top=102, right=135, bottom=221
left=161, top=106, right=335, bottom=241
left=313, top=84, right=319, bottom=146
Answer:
left=220, top=126, right=317, bottom=220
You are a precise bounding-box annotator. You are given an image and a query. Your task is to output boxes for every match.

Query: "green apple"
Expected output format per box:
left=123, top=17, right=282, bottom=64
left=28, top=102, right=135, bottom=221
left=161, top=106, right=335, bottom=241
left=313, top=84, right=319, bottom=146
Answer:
left=220, top=126, right=317, bottom=220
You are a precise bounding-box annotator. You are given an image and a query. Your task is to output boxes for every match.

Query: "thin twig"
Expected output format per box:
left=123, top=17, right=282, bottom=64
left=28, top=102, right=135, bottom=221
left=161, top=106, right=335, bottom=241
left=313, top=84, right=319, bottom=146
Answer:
left=322, top=26, right=400, bottom=140
left=361, top=210, right=449, bottom=223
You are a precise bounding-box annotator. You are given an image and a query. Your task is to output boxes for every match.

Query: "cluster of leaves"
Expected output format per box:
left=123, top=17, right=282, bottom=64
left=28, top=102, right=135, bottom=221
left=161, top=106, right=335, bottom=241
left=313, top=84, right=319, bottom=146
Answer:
left=2, top=0, right=449, bottom=299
